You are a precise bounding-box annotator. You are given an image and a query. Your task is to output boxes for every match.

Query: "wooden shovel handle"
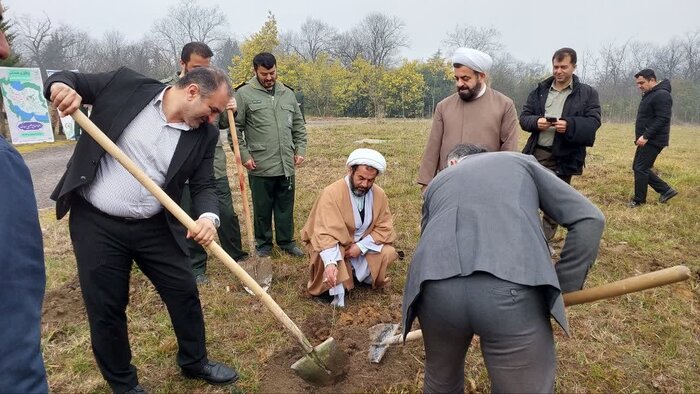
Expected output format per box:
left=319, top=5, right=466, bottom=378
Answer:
left=226, top=109, right=256, bottom=251
left=390, top=265, right=691, bottom=345
left=71, top=110, right=315, bottom=355
left=562, top=265, right=691, bottom=306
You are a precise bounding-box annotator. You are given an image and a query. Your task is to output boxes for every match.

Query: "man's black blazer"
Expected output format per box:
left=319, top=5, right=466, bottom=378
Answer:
left=44, top=67, right=219, bottom=254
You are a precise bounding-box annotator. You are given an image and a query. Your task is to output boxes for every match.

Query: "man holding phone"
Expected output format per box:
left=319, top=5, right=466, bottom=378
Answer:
left=520, top=48, right=601, bottom=248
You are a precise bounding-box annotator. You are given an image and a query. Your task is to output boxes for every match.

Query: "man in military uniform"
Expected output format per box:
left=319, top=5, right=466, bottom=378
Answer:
left=165, top=42, right=248, bottom=284
left=231, top=52, right=307, bottom=257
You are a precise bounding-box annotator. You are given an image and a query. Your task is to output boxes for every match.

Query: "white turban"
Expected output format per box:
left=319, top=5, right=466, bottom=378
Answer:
left=452, top=47, right=493, bottom=73
left=346, top=148, right=387, bottom=174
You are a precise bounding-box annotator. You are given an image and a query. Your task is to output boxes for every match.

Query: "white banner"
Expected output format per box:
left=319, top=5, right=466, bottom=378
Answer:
left=0, top=67, right=54, bottom=144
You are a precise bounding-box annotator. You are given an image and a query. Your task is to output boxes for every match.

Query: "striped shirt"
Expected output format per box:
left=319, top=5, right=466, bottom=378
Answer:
left=82, top=87, right=191, bottom=219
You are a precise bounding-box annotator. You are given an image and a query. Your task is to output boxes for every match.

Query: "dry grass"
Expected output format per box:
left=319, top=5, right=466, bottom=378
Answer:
left=40, top=119, right=699, bottom=393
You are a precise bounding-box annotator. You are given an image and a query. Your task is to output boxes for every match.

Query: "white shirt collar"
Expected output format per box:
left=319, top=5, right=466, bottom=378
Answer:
left=154, top=87, right=190, bottom=131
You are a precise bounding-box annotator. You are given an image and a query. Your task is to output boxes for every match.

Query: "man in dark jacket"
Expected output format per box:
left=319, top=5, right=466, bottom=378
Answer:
left=45, top=67, right=238, bottom=393
left=629, top=69, right=678, bottom=207
left=520, top=47, right=601, bottom=243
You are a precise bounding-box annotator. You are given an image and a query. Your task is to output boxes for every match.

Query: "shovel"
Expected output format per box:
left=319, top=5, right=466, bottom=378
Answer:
left=71, top=110, right=348, bottom=386
left=368, top=265, right=691, bottom=363
left=225, top=109, right=273, bottom=293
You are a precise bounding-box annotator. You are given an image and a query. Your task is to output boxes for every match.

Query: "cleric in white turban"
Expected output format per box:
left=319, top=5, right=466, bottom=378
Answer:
left=452, top=47, right=494, bottom=74
left=301, top=148, right=399, bottom=307
left=416, top=46, right=520, bottom=188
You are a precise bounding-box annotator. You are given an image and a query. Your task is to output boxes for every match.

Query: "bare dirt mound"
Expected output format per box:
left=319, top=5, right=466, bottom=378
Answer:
left=42, top=275, right=85, bottom=327
left=259, top=290, right=424, bottom=393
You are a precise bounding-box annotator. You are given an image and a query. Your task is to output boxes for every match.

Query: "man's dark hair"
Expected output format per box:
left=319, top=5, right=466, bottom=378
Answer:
left=253, top=52, right=277, bottom=70
left=181, top=42, right=213, bottom=62
left=175, top=66, right=231, bottom=97
left=634, top=68, right=657, bottom=81
left=447, top=144, right=488, bottom=162
left=552, top=47, right=577, bottom=65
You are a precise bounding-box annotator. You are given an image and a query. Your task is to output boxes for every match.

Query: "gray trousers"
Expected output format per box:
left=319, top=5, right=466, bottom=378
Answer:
left=416, top=272, right=556, bottom=393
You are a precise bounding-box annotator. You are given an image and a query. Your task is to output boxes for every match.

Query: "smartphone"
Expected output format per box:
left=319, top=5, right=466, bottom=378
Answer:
left=545, top=117, right=558, bottom=123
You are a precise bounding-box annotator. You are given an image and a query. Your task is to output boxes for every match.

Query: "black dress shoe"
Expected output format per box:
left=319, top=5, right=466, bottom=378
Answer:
left=281, top=245, right=305, bottom=257
left=183, top=360, right=239, bottom=385
left=659, top=188, right=678, bottom=203
left=256, top=247, right=272, bottom=257
left=628, top=199, right=645, bottom=208
left=122, top=384, right=147, bottom=394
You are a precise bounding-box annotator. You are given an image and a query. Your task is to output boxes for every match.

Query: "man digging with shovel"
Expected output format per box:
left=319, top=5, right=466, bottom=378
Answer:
left=45, top=67, right=238, bottom=393
left=402, top=144, right=605, bottom=393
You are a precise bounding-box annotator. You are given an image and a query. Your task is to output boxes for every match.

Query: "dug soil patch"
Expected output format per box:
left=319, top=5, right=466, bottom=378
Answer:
left=259, top=290, right=424, bottom=393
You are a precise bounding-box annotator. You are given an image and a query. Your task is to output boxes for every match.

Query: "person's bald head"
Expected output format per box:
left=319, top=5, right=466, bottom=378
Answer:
left=0, top=3, right=9, bottom=60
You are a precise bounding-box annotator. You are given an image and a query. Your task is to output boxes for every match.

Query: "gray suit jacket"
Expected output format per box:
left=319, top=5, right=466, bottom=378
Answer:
left=402, top=152, right=605, bottom=337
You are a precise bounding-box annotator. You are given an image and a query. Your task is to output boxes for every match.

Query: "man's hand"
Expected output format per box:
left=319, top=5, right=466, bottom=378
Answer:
left=346, top=243, right=362, bottom=259
left=323, top=264, right=338, bottom=287
left=294, top=155, right=305, bottom=166
left=243, top=158, right=256, bottom=170
left=49, top=83, right=82, bottom=116
left=636, top=135, right=648, bottom=146
left=225, top=98, right=237, bottom=113
left=537, top=117, right=551, bottom=131
left=553, top=119, right=568, bottom=133
left=187, top=218, right=217, bottom=246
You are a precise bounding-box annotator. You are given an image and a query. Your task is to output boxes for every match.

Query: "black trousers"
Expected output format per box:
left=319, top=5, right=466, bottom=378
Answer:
left=69, top=198, right=207, bottom=393
left=533, top=147, right=572, bottom=241
left=181, top=177, right=247, bottom=275
left=248, top=174, right=296, bottom=250
left=632, top=144, right=671, bottom=203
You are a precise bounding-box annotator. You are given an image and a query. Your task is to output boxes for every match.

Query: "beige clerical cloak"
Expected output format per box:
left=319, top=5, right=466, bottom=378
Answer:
left=417, top=88, right=520, bottom=186
left=301, top=178, right=398, bottom=296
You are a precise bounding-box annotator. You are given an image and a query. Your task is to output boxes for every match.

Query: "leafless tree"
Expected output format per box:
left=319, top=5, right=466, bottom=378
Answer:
left=681, top=30, right=700, bottom=82
left=654, top=37, right=683, bottom=79
left=151, top=0, right=229, bottom=67
left=16, top=15, right=85, bottom=77
left=356, top=13, right=408, bottom=67
left=442, top=25, right=503, bottom=55
left=288, top=18, right=337, bottom=61
left=330, top=30, right=365, bottom=67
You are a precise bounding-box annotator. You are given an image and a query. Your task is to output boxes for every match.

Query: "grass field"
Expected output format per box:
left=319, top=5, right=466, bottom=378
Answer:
left=39, top=119, right=699, bottom=393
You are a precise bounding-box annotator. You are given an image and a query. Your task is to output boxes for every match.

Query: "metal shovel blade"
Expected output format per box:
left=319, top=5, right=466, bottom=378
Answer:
left=290, top=337, right=349, bottom=386
left=368, top=323, right=400, bottom=363
left=240, top=255, right=273, bottom=294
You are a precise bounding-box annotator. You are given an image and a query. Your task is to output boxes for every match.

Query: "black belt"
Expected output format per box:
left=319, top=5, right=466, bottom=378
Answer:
left=73, top=195, right=164, bottom=224
left=535, top=145, right=553, bottom=152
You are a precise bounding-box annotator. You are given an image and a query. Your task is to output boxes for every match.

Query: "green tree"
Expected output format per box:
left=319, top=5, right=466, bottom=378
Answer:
left=381, top=60, right=426, bottom=118
left=419, top=50, right=453, bottom=117
left=341, top=58, right=385, bottom=118
left=229, top=11, right=279, bottom=85
left=0, top=14, right=22, bottom=66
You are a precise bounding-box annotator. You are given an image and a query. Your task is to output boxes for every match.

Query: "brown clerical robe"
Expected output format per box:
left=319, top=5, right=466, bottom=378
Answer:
left=417, top=88, right=520, bottom=186
left=302, top=178, right=398, bottom=296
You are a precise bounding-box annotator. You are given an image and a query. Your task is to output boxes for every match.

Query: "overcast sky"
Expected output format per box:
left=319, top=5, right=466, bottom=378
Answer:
left=6, top=0, right=700, bottom=66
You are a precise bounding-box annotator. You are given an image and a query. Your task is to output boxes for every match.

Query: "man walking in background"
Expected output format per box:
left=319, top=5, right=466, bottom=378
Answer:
left=628, top=68, right=678, bottom=207
left=417, top=47, right=519, bottom=191
left=520, top=47, right=601, bottom=244
left=165, top=42, right=248, bottom=285
left=233, top=52, right=307, bottom=257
